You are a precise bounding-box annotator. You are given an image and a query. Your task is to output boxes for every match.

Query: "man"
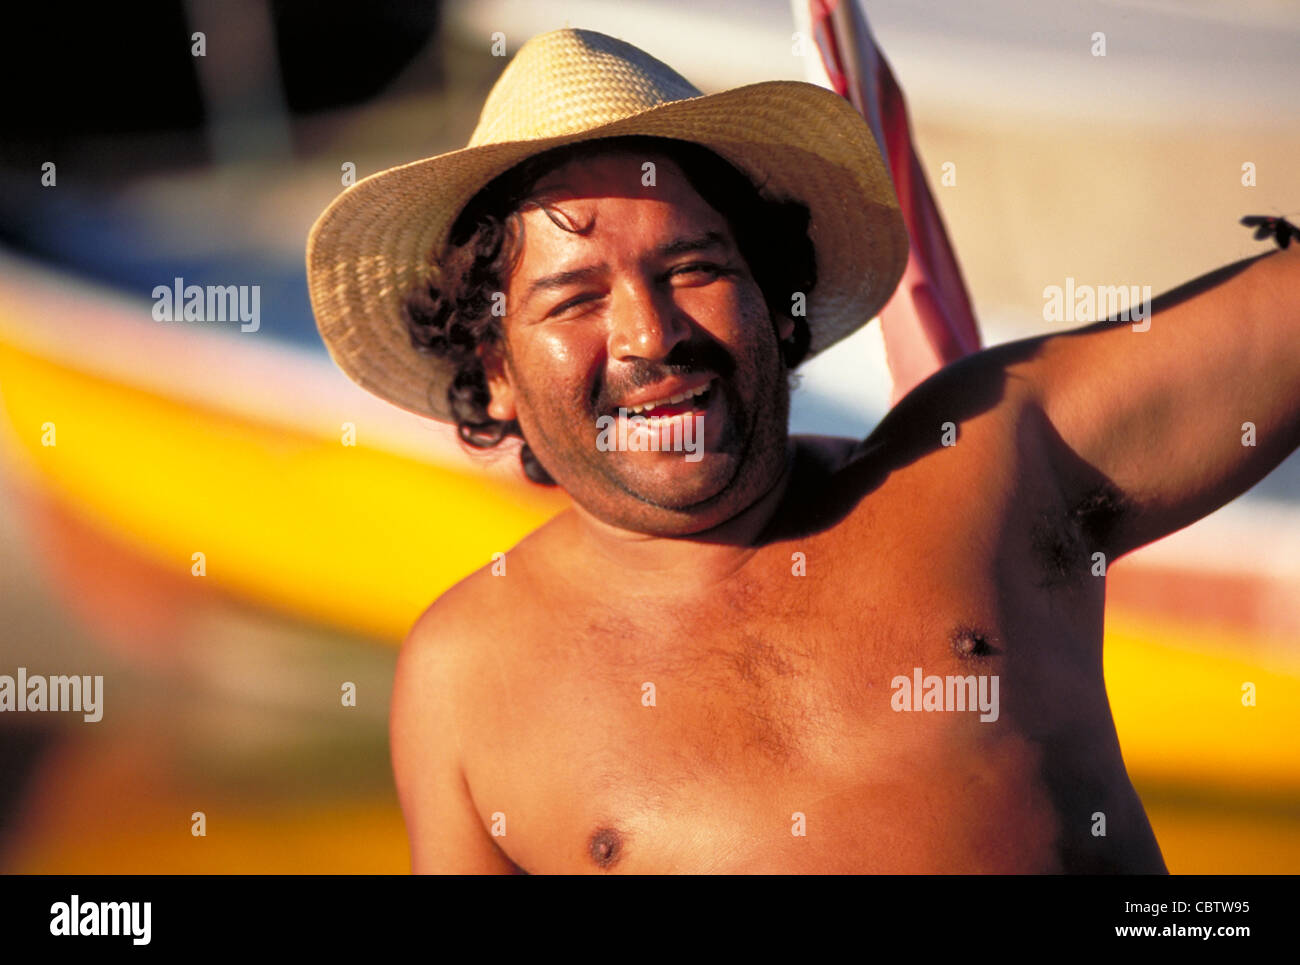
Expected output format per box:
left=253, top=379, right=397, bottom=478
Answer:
left=307, top=29, right=1300, bottom=873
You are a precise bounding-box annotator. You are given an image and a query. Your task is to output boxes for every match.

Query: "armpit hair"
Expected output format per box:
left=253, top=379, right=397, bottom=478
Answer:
left=1032, top=482, right=1130, bottom=587
left=1068, top=482, right=1129, bottom=549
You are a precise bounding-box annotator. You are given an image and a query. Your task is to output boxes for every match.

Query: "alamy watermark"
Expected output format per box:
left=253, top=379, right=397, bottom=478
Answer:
left=0, top=667, right=103, bottom=722
left=152, top=276, right=260, bottom=332
left=1043, top=277, right=1151, bottom=332
left=50, top=895, right=150, bottom=945
left=596, top=410, right=704, bottom=461
left=891, top=666, right=999, bottom=722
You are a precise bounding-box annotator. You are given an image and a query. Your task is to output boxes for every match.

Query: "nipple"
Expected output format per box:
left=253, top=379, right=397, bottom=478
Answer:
left=588, top=827, right=624, bottom=869
left=952, top=627, right=995, bottom=658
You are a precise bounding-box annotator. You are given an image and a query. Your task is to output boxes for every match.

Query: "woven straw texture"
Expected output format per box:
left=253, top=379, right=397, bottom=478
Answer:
left=306, top=28, right=908, bottom=422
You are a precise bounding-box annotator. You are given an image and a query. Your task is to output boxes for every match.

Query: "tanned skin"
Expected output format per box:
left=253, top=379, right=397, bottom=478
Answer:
left=389, top=149, right=1300, bottom=873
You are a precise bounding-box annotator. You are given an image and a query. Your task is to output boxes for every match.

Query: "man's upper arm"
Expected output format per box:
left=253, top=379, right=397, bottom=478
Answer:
left=390, top=601, right=519, bottom=874
left=1023, top=246, right=1300, bottom=557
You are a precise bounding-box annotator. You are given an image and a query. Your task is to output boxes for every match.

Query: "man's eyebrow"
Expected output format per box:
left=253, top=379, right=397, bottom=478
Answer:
left=524, top=264, right=607, bottom=305
left=656, top=230, right=730, bottom=258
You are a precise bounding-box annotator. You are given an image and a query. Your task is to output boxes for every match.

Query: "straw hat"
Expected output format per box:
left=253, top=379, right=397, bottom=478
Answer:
left=306, top=27, right=908, bottom=422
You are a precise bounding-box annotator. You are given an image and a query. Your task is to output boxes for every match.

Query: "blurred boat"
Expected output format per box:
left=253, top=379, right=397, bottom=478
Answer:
left=0, top=251, right=569, bottom=645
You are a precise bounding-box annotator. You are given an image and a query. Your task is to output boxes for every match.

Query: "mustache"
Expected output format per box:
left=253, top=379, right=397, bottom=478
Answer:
left=592, top=340, right=736, bottom=411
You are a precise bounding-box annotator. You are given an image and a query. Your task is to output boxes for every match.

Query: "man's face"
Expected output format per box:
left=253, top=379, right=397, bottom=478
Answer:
left=482, top=149, right=795, bottom=535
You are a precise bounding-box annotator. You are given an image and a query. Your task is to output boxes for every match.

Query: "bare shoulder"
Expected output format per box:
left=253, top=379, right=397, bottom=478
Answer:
left=400, top=564, right=495, bottom=672
left=391, top=573, right=486, bottom=761
left=394, top=514, right=570, bottom=706
left=392, top=548, right=526, bottom=745
left=791, top=433, right=862, bottom=474
left=845, top=339, right=1051, bottom=468
left=390, top=560, right=537, bottom=873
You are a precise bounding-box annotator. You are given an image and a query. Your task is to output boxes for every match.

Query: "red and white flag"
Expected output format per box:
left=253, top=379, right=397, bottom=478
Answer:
left=794, top=0, right=981, bottom=404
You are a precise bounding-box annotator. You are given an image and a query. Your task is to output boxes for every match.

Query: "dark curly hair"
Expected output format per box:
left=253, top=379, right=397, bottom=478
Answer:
left=403, top=134, right=817, bottom=485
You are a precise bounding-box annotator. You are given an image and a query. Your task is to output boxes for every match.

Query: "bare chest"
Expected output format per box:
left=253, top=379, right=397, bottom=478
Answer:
left=460, top=486, right=1158, bottom=873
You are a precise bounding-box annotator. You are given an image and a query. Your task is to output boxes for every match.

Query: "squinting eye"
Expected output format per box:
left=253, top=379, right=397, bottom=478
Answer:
left=551, top=294, right=602, bottom=317
left=672, top=263, right=723, bottom=278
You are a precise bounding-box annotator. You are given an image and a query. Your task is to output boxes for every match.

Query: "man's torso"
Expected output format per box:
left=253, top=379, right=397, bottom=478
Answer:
left=433, top=386, right=1168, bottom=873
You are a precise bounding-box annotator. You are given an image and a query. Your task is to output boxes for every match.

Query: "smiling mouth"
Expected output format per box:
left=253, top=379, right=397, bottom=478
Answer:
left=616, top=379, right=714, bottom=420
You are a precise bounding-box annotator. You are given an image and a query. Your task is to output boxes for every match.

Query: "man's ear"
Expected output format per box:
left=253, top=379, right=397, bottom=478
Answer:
left=775, top=312, right=795, bottom=342
left=479, top=341, right=517, bottom=422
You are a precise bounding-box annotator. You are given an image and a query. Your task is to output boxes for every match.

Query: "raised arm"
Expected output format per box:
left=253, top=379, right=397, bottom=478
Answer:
left=390, top=607, right=521, bottom=874
left=1024, top=244, right=1300, bottom=558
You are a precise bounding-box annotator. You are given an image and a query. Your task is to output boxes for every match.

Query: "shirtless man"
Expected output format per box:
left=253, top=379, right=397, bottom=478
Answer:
left=306, top=30, right=1300, bottom=873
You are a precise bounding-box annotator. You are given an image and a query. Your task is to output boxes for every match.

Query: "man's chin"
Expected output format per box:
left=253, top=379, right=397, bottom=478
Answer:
left=608, top=449, right=741, bottom=513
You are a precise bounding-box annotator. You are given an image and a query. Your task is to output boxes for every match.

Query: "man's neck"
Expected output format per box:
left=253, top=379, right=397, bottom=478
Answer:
left=564, top=440, right=799, bottom=592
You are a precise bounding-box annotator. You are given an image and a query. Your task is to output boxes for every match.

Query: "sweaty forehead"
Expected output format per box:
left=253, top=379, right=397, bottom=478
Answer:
left=508, top=151, right=734, bottom=280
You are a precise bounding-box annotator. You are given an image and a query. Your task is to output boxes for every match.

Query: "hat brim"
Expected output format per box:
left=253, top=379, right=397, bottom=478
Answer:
left=306, top=80, right=908, bottom=422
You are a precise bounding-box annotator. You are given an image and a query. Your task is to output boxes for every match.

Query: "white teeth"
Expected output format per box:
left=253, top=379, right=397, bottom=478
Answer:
left=624, top=382, right=710, bottom=416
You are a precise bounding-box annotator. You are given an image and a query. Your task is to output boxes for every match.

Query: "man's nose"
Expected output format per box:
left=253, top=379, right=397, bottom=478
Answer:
left=607, top=278, right=689, bottom=361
